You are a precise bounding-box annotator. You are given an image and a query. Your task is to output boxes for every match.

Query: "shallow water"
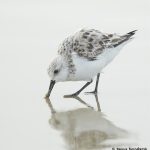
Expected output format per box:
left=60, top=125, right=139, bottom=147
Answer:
left=0, top=0, right=150, bottom=150
left=45, top=96, right=135, bottom=150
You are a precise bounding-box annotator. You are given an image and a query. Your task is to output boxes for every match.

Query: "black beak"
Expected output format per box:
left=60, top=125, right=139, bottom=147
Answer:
left=45, top=80, right=56, bottom=98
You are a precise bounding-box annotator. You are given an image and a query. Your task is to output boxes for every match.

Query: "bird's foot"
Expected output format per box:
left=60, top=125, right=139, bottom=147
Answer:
left=64, top=92, right=79, bottom=98
left=85, top=90, right=98, bottom=95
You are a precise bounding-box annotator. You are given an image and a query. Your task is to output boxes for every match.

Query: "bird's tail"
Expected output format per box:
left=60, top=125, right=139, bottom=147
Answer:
left=123, top=30, right=137, bottom=38
left=113, top=30, right=137, bottom=47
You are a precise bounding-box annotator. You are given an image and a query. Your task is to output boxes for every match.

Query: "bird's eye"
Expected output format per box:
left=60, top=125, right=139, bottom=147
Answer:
left=54, top=69, right=59, bottom=74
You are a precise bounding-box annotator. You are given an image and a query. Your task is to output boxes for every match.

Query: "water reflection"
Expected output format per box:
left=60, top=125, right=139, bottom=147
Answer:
left=45, top=96, right=130, bottom=150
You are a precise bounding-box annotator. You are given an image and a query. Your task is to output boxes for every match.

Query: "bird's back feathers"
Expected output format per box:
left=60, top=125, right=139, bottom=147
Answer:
left=58, top=29, right=137, bottom=60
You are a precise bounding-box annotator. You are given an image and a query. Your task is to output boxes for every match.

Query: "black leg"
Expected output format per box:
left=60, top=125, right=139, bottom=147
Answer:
left=64, top=80, right=93, bottom=98
left=85, top=73, right=100, bottom=95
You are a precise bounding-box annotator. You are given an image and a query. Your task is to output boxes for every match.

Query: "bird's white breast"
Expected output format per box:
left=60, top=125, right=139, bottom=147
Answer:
left=71, top=46, right=123, bottom=81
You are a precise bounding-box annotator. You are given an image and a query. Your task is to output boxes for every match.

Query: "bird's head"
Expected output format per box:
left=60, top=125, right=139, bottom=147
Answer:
left=48, top=56, right=68, bottom=81
left=46, top=56, right=68, bottom=97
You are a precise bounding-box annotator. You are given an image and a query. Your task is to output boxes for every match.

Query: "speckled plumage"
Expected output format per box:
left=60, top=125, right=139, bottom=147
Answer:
left=46, top=29, right=136, bottom=97
left=57, top=29, right=136, bottom=78
left=58, top=29, right=133, bottom=59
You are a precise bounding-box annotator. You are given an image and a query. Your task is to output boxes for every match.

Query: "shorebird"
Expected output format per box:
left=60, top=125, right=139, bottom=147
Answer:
left=45, top=29, right=136, bottom=98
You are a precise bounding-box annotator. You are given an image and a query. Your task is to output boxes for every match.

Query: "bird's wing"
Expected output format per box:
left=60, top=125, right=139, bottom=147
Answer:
left=58, top=29, right=136, bottom=60
left=72, top=29, right=136, bottom=60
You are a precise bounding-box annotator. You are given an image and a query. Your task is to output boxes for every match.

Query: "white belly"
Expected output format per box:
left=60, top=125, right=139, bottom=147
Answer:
left=71, top=46, right=122, bottom=81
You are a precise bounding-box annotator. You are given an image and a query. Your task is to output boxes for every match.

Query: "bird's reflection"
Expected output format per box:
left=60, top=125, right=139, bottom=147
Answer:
left=45, top=95, right=130, bottom=150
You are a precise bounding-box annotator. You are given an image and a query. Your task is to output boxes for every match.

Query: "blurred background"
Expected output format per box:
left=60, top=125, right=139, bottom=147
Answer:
left=0, top=0, right=150, bottom=150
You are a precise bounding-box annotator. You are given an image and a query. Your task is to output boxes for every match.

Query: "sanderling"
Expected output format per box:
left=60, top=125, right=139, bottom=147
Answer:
left=45, top=29, right=137, bottom=98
